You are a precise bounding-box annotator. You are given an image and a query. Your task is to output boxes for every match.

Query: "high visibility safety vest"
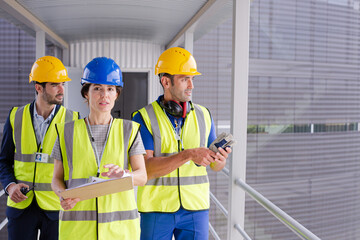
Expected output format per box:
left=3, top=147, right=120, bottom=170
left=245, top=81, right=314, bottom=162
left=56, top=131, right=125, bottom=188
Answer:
left=135, top=101, right=212, bottom=212
left=8, top=103, right=78, bottom=210
left=56, top=119, right=140, bottom=240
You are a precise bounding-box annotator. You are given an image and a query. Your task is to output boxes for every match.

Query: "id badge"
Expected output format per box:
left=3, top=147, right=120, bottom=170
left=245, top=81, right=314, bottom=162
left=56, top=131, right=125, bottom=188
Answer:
left=34, top=152, right=49, bottom=163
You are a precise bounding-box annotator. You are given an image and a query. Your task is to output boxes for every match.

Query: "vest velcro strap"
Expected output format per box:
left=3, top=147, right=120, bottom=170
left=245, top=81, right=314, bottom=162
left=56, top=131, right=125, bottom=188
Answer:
left=17, top=180, right=52, bottom=191
left=146, top=175, right=209, bottom=186
left=61, top=209, right=138, bottom=222
left=14, top=153, right=55, bottom=163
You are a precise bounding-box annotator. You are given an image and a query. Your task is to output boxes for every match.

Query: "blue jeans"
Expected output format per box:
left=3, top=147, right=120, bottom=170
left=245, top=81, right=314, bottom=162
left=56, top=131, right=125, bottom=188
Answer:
left=140, top=207, right=209, bottom=240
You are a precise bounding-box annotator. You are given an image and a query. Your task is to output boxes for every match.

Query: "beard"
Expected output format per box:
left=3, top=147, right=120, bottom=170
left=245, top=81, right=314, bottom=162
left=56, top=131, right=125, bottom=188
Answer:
left=169, top=88, right=192, bottom=103
left=42, top=91, right=63, bottom=105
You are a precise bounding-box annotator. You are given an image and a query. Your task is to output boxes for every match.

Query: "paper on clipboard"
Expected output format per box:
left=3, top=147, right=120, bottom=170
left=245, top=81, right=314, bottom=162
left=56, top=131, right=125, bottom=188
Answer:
left=60, top=175, right=133, bottom=201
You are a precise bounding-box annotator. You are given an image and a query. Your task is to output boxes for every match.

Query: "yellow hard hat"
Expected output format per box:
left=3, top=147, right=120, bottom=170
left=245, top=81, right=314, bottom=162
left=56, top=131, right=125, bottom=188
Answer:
left=29, top=56, right=71, bottom=83
left=155, top=47, right=201, bottom=76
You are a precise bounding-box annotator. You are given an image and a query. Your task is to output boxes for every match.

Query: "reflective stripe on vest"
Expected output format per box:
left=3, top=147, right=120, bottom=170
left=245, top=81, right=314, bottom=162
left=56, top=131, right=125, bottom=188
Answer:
left=62, top=120, right=131, bottom=189
left=65, top=108, right=74, bottom=123
left=146, top=175, right=209, bottom=186
left=142, top=103, right=208, bottom=158
left=60, top=209, right=138, bottom=222
left=8, top=104, right=78, bottom=210
left=137, top=101, right=211, bottom=212
left=13, top=107, right=75, bottom=164
left=57, top=119, right=140, bottom=240
left=17, top=180, right=52, bottom=191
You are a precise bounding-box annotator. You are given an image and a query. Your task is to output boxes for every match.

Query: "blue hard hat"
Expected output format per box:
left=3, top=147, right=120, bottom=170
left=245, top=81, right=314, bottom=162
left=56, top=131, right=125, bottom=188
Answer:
left=81, top=57, right=123, bottom=87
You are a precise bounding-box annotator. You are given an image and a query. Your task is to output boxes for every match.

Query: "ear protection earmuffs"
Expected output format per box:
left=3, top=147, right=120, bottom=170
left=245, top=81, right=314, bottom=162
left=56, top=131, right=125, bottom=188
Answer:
left=159, top=96, right=191, bottom=118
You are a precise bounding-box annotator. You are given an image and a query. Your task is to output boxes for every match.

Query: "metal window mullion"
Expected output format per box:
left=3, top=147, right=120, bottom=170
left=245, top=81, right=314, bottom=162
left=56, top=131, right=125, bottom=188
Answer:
left=228, top=0, right=250, bottom=239
left=36, top=30, right=45, bottom=60
left=184, top=31, right=194, bottom=54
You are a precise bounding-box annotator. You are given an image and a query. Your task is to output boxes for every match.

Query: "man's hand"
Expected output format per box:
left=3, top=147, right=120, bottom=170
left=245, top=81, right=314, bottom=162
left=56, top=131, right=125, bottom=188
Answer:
left=7, top=183, right=29, bottom=203
left=210, top=147, right=232, bottom=171
left=216, top=146, right=231, bottom=161
left=190, top=147, right=218, bottom=167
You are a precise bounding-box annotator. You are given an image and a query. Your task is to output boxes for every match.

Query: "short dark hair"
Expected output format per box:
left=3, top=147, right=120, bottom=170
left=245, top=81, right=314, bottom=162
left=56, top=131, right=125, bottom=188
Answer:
left=159, top=73, right=174, bottom=89
left=34, top=82, right=47, bottom=95
left=81, top=83, right=122, bottom=100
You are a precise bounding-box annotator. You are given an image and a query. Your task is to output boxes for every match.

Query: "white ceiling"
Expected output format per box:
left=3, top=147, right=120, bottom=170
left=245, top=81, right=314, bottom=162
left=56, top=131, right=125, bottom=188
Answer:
left=0, top=0, right=232, bottom=48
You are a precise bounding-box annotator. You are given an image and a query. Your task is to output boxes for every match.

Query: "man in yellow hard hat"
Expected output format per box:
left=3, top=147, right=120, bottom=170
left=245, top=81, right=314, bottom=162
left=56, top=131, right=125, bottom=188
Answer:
left=132, top=47, right=232, bottom=240
left=0, top=56, right=79, bottom=240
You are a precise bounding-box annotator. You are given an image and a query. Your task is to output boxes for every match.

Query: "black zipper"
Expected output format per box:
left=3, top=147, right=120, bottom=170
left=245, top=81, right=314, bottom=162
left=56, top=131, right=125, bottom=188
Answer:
left=96, top=197, right=99, bottom=240
left=176, top=114, right=188, bottom=209
left=177, top=139, right=183, bottom=208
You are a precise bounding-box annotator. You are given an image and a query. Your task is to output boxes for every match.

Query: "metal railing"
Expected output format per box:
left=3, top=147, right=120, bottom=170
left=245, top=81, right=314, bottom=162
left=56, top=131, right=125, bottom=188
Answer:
left=209, top=222, right=221, bottom=240
left=210, top=192, right=228, bottom=217
left=2, top=180, right=321, bottom=240
left=234, top=178, right=321, bottom=240
left=0, top=218, right=7, bottom=232
left=209, top=168, right=321, bottom=240
left=234, top=223, right=252, bottom=240
left=0, top=189, right=7, bottom=233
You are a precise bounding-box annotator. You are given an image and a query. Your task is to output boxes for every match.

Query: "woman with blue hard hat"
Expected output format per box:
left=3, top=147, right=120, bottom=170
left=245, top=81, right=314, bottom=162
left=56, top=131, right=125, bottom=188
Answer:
left=51, top=57, right=147, bottom=240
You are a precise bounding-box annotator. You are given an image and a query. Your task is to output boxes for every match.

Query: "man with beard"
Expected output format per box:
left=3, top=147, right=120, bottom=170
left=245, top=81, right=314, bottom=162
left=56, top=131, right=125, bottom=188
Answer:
left=132, top=47, right=232, bottom=240
left=0, top=56, right=79, bottom=240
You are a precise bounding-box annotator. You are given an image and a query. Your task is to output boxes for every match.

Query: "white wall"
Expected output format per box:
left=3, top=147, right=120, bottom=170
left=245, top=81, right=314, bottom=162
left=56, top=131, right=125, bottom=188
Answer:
left=63, top=67, right=89, bottom=118
left=69, top=39, right=163, bottom=104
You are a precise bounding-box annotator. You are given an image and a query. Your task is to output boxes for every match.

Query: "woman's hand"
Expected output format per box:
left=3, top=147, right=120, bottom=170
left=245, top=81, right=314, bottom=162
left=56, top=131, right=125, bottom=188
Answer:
left=101, top=164, right=129, bottom=178
left=60, top=197, right=80, bottom=210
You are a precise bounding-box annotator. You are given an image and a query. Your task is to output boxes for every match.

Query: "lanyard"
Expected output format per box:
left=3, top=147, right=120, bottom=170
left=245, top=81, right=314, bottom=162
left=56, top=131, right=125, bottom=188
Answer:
left=85, top=117, right=113, bottom=174
left=35, top=116, right=51, bottom=153
left=38, top=131, right=46, bottom=153
left=33, top=104, right=56, bottom=152
left=163, top=109, right=184, bottom=151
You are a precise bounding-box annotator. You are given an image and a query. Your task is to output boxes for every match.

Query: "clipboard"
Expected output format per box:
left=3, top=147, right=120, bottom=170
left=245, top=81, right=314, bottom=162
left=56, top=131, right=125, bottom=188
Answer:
left=60, top=176, right=133, bottom=201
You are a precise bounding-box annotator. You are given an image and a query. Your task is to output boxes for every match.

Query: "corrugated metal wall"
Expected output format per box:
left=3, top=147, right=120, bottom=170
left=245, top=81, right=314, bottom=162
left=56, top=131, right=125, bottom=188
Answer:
left=0, top=19, right=35, bottom=123
left=195, top=0, right=360, bottom=239
left=69, top=39, right=163, bottom=102
left=194, top=19, right=232, bottom=240
left=246, top=1, right=360, bottom=239
left=0, top=17, right=36, bottom=240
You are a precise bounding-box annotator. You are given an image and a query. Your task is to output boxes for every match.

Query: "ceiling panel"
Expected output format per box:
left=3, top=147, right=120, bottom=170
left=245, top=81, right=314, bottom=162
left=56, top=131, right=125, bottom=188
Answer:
left=14, top=0, right=209, bottom=45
